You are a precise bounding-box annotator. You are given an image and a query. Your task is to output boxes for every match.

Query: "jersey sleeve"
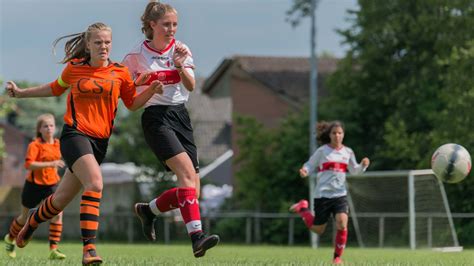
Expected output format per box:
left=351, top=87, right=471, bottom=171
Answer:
left=303, top=148, right=323, bottom=174
left=347, top=148, right=366, bottom=175
left=50, top=63, right=72, bottom=96
left=24, top=142, right=40, bottom=169
left=180, top=43, right=196, bottom=78
left=121, top=54, right=138, bottom=80
left=119, top=68, right=137, bottom=108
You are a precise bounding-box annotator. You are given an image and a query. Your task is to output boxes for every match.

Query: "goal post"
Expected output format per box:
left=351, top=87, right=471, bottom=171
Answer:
left=346, top=169, right=461, bottom=250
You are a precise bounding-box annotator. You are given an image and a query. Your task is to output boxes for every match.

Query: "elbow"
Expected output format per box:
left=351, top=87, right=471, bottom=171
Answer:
left=127, top=105, right=139, bottom=112
left=186, top=83, right=195, bottom=92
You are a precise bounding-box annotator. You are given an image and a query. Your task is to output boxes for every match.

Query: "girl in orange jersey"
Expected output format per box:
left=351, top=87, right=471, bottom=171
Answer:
left=6, top=22, right=163, bottom=265
left=3, top=114, right=66, bottom=260
left=122, top=1, right=219, bottom=257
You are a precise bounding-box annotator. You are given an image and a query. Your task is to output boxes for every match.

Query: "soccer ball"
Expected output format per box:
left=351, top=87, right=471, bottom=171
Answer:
left=431, top=143, right=471, bottom=183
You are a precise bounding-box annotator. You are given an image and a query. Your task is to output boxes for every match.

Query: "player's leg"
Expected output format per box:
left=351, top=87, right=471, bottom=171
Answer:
left=332, top=196, right=349, bottom=264
left=16, top=170, right=82, bottom=248
left=70, top=154, right=104, bottom=265
left=48, top=212, right=66, bottom=260
left=166, top=152, right=219, bottom=258
left=290, top=198, right=329, bottom=235
left=4, top=207, right=28, bottom=258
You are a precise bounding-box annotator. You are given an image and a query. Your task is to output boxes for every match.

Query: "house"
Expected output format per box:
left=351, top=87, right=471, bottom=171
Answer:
left=194, top=55, right=339, bottom=185
left=0, top=121, right=31, bottom=188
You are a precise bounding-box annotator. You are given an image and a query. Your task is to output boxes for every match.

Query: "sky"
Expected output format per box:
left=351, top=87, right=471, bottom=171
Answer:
left=0, top=0, right=358, bottom=84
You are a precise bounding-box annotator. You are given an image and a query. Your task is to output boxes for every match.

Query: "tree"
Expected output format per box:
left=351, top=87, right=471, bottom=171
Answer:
left=287, top=0, right=474, bottom=243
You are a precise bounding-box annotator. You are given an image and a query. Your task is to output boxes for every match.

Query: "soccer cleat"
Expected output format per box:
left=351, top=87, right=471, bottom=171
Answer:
left=192, top=232, right=220, bottom=258
left=134, top=203, right=156, bottom=241
left=82, top=249, right=102, bottom=265
left=4, top=234, right=16, bottom=258
left=289, top=199, right=309, bottom=213
left=333, top=256, right=343, bottom=264
left=16, top=209, right=37, bottom=248
left=49, top=248, right=67, bottom=260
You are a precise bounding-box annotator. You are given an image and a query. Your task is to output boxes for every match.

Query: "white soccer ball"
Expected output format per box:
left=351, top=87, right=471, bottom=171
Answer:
left=431, top=143, right=471, bottom=183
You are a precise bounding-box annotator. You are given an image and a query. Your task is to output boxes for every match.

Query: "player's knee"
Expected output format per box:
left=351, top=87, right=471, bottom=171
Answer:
left=312, top=226, right=326, bottom=235
left=83, top=175, right=103, bottom=192
left=178, top=172, right=197, bottom=187
left=336, top=221, right=347, bottom=231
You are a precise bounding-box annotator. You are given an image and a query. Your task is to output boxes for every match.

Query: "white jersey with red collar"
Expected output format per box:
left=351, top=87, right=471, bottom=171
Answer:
left=122, top=39, right=195, bottom=107
left=303, top=144, right=367, bottom=198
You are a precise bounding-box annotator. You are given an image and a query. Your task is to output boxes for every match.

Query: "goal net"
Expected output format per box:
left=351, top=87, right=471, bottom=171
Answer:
left=346, top=169, right=460, bottom=249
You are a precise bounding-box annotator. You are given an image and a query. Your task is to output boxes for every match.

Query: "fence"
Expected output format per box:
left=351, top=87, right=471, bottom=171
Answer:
left=1, top=212, right=473, bottom=246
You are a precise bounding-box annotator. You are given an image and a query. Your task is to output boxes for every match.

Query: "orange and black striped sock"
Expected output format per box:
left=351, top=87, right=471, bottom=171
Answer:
left=29, top=195, right=62, bottom=228
left=80, top=191, right=101, bottom=249
left=49, top=221, right=63, bottom=250
left=8, top=218, right=24, bottom=240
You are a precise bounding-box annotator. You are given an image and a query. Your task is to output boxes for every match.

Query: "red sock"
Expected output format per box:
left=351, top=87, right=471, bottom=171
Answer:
left=150, top=187, right=179, bottom=214
left=298, top=210, right=314, bottom=229
left=334, top=229, right=348, bottom=258
left=177, top=187, right=202, bottom=235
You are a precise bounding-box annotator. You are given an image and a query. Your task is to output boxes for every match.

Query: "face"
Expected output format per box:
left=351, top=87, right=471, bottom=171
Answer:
left=329, top=126, right=344, bottom=147
left=150, top=12, right=178, bottom=42
left=39, top=118, right=56, bottom=139
left=86, top=30, right=112, bottom=62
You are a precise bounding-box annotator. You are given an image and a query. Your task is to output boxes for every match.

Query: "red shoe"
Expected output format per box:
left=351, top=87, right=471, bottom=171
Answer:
left=289, top=199, right=309, bottom=213
left=333, top=256, right=343, bottom=264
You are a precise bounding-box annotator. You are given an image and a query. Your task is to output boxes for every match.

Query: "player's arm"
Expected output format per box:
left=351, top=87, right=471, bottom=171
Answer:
left=347, top=150, right=369, bottom=175
left=27, top=160, right=65, bottom=170
left=6, top=81, right=55, bottom=98
left=127, top=80, right=164, bottom=111
left=6, top=64, right=70, bottom=98
left=24, top=143, right=65, bottom=170
left=174, top=43, right=195, bottom=91
left=121, top=71, right=164, bottom=111
left=300, top=149, right=322, bottom=178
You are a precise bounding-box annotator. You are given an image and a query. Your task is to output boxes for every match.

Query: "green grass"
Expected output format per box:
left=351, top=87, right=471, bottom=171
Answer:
left=1, top=241, right=473, bottom=265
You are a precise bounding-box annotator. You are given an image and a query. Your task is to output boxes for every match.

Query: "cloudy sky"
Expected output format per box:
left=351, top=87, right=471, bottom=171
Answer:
left=0, top=0, right=358, bottom=83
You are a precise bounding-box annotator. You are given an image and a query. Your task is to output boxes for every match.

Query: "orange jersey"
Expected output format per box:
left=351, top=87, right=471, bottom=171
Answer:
left=24, top=138, right=62, bottom=186
left=50, top=59, right=137, bottom=138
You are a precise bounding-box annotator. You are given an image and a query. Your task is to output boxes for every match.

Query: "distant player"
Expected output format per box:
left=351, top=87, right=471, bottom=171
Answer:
left=6, top=22, right=163, bottom=265
left=122, top=1, right=219, bottom=257
left=3, top=114, right=66, bottom=260
left=290, top=120, right=370, bottom=265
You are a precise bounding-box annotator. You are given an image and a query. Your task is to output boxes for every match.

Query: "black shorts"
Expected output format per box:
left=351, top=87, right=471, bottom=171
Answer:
left=60, top=124, right=109, bottom=171
left=21, top=180, right=57, bottom=209
left=141, top=104, right=199, bottom=173
left=313, top=196, right=349, bottom=225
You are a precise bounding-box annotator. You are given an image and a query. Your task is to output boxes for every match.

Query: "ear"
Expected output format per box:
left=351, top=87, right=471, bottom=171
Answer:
left=85, top=40, right=91, bottom=52
left=150, top=20, right=157, bottom=28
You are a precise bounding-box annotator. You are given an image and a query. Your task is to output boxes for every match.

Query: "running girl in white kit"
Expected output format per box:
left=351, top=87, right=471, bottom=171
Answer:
left=122, top=1, right=219, bottom=258
left=289, top=120, right=370, bottom=265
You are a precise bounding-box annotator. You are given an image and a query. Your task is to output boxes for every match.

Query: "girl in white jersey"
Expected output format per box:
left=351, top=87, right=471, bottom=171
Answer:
left=122, top=1, right=219, bottom=258
left=289, top=121, right=370, bottom=265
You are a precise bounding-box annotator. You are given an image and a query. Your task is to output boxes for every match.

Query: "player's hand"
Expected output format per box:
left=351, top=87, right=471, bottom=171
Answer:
left=5, top=81, right=21, bottom=98
left=361, top=157, right=370, bottom=168
left=149, top=80, right=164, bottom=95
left=52, top=160, right=65, bottom=168
left=299, top=167, right=309, bottom=178
left=173, top=43, right=188, bottom=67
left=134, top=72, right=153, bottom=87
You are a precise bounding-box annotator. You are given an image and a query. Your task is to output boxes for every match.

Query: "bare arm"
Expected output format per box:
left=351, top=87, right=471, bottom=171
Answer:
left=174, top=44, right=195, bottom=91
left=127, top=80, right=164, bottom=111
left=6, top=81, right=55, bottom=98
left=27, top=160, right=65, bottom=170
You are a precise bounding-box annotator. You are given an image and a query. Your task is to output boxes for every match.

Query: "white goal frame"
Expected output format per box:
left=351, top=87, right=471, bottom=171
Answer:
left=348, top=169, right=460, bottom=250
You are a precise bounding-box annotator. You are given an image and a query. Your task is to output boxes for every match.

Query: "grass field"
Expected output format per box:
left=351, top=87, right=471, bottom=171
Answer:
left=1, top=241, right=473, bottom=265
